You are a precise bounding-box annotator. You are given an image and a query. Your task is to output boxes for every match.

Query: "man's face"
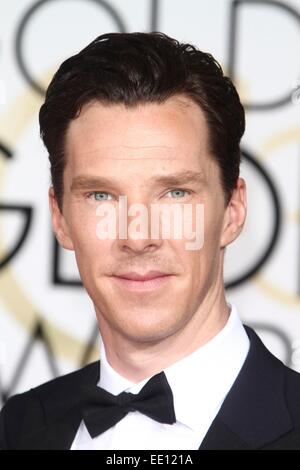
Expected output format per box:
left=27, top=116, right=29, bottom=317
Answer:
left=50, top=95, right=246, bottom=346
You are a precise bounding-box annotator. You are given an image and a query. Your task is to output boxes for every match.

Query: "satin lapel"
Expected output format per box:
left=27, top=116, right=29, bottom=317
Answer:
left=199, top=326, right=293, bottom=450
left=199, top=417, right=251, bottom=450
left=20, top=360, right=100, bottom=449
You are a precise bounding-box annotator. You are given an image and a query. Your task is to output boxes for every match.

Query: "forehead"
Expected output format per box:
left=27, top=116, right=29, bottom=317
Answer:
left=64, top=95, right=213, bottom=178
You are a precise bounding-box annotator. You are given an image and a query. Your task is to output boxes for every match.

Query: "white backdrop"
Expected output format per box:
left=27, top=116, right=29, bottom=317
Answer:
left=0, top=0, right=299, bottom=404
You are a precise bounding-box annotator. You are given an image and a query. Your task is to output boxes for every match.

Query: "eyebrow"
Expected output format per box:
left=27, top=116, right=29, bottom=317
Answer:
left=70, top=170, right=206, bottom=192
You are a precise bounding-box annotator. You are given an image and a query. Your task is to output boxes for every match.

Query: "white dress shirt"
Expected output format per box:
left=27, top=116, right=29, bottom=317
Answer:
left=71, top=303, right=250, bottom=450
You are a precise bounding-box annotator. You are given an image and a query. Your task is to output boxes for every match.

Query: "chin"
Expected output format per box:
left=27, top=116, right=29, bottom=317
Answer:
left=96, top=300, right=188, bottom=342
left=114, top=316, right=184, bottom=344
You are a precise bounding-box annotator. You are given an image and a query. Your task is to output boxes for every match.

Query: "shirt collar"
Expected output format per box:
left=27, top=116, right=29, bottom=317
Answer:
left=98, top=303, right=250, bottom=432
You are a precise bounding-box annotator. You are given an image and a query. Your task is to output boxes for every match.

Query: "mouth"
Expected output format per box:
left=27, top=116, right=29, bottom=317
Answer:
left=111, top=271, right=174, bottom=292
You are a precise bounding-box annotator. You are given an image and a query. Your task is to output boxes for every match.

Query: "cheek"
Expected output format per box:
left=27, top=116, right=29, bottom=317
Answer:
left=203, top=200, right=224, bottom=245
left=176, top=203, right=222, bottom=257
left=71, top=215, right=96, bottom=245
left=176, top=212, right=223, bottom=278
left=68, top=209, right=112, bottom=266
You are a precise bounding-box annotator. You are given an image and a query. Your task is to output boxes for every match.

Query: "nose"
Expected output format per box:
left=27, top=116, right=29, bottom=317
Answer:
left=119, top=235, right=163, bottom=255
left=115, top=197, right=164, bottom=254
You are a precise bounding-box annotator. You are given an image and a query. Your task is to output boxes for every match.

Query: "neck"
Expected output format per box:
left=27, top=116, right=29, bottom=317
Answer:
left=96, top=287, right=230, bottom=383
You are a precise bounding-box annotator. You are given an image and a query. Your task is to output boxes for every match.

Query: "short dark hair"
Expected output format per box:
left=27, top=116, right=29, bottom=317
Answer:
left=39, top=32, right=245, bottom=211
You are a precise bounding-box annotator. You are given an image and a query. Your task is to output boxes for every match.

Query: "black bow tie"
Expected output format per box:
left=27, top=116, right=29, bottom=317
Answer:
left=80, top=371, right=176, bottom=438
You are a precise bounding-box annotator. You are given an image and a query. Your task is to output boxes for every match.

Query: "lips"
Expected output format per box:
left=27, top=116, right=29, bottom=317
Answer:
left=113, top=270, right=170, bottom=281
left=111, top=270, right=173, bottom=292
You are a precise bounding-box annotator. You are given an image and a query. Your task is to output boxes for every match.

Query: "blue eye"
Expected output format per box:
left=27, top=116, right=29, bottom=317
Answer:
left=90, top=192, right=113, bottom=201
left=167, top=189, right=189, bottom=198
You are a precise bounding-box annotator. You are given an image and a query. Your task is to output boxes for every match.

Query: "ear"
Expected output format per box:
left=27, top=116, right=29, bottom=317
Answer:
left=48, top=187, right=74, bottom=251
left=220, top=177, right=247, bottom=248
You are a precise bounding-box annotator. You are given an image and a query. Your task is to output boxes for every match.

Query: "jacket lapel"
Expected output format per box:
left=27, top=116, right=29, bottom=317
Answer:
left=20, top=360, right=100, bottom=450
left=199, top=326, right=293, bottom=449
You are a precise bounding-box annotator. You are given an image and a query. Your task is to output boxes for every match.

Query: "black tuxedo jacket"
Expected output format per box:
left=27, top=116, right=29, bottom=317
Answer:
left=1, top=325, right=300, bottom=450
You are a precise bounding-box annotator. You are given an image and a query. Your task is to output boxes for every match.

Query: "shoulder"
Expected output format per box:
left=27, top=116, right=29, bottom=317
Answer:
left=0, top=360, right=99, bottom=449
